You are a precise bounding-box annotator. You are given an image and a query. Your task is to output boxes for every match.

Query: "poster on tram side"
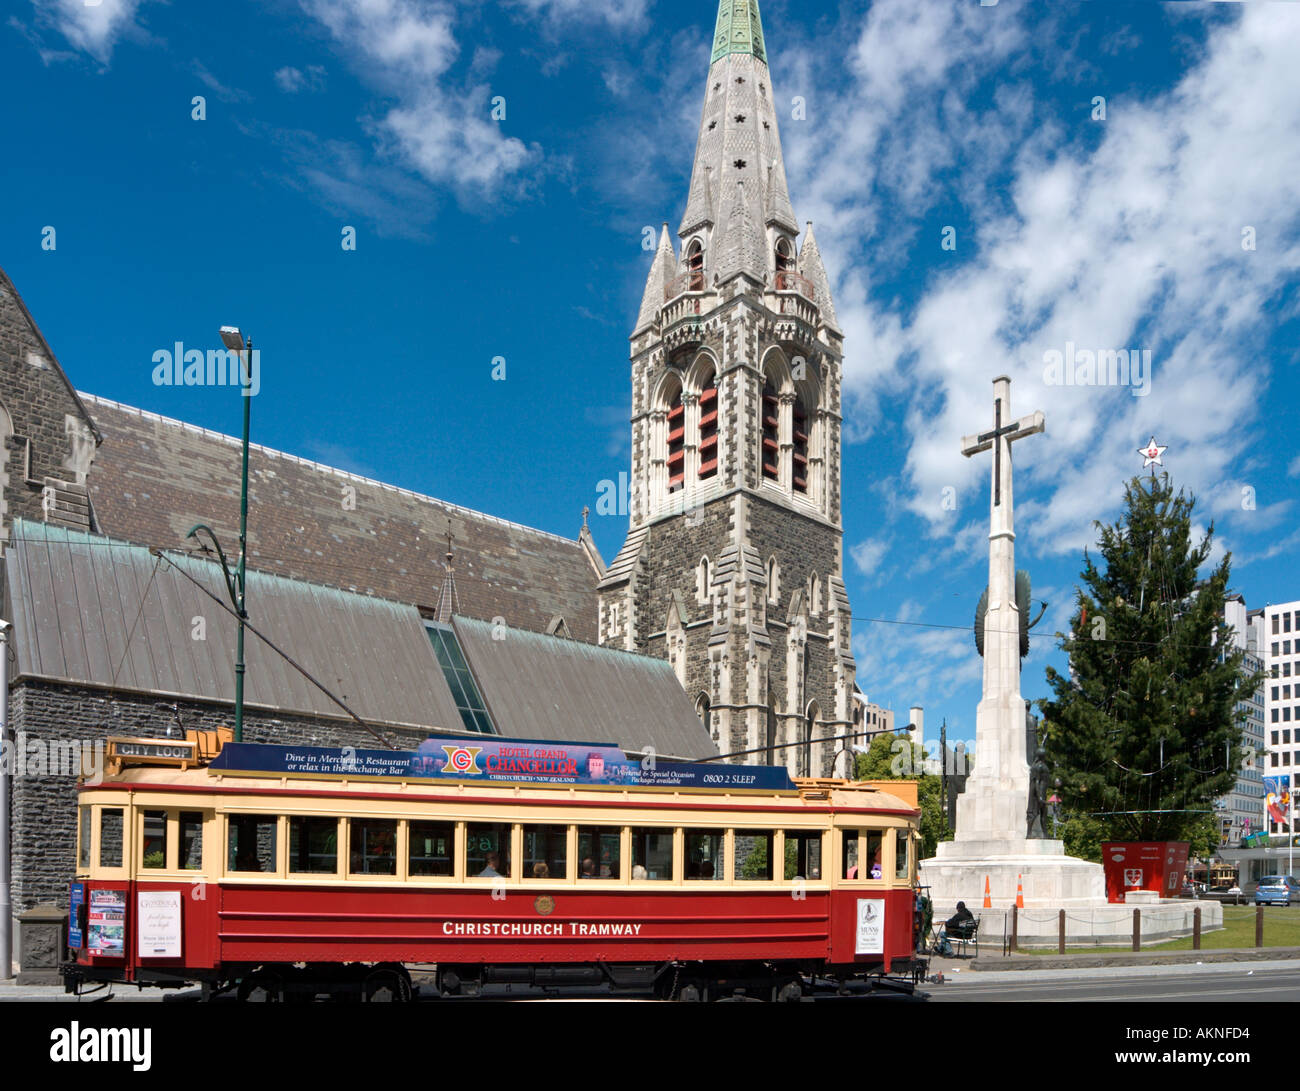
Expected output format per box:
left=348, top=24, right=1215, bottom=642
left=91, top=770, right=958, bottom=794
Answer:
left=854, top=899, right=884, bottom=955
left=87, top=889, right=126, bottom=957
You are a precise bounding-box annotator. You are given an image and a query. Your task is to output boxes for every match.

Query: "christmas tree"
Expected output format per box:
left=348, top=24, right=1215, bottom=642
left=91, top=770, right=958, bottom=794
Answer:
left=1040, top=472, right=1256, bottom=848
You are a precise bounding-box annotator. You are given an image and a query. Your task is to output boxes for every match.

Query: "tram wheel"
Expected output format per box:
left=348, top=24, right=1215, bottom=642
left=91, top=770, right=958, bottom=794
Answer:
left=363, top=969, right=412, bottom=1003
left=716, top=987, right=762, bottom=1003
left=776, top=980, right=802, bottom=1003
left=237, top=971, right=284, bottom=1003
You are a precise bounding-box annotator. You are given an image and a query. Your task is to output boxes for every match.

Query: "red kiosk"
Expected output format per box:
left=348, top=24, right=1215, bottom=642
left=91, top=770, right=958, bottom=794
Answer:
left=1101, top=842, right=1190, bottom=903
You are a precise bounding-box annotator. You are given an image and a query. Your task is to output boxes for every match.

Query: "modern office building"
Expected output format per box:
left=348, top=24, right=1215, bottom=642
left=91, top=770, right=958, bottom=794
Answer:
left=1219, top=596, right=1266, bottom=846
left=1260, top=600, right=1300, bottom=835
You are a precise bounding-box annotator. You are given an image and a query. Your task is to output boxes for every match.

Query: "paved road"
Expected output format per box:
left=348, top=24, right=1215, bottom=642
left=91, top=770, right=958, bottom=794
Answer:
left=5, top=959, right=1297, bottom=1003
left=928, top=960, right=1300, bottom=1002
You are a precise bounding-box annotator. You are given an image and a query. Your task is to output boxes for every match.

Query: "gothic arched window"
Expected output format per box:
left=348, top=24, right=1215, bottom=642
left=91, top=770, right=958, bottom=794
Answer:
left=761, top=375, right=779, bottom=483
left=686, top=240, right=705, bottom=291
left=774, top=237, right=795, bottom=287
left=696, top=692, right=711, bottom=730
left=696, top=555, right=712, bottom=604
left=766, top=556, right=779, bottom=605
left=698, top=364, right=718, bottom=481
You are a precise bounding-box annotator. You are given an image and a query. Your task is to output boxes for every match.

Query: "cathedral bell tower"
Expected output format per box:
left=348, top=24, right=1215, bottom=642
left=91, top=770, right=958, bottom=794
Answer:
left=597, top=0, right=858, bottom=776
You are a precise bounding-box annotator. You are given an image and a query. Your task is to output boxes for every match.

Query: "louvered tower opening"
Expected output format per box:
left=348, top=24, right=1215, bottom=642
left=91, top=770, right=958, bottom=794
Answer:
left=667, top=388, right=686, bottom=493
left=686, top=240, right=705, bottom=291
left=762, top=377, right=780, bottom=482
left=699, top=369, right=719, bottom=480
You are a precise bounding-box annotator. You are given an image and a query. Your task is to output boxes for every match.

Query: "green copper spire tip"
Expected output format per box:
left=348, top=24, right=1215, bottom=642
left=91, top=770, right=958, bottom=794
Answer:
left=711, top=0, right=767, bottom=65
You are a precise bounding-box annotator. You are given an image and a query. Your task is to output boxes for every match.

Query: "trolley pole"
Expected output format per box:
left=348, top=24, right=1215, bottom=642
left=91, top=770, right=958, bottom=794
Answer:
left=940, top=719, right=947, bottom=828
left=0, top=620, right=11, bottom=979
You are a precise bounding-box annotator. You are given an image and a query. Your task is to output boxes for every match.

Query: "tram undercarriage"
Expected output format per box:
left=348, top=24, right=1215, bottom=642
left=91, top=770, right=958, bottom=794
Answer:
left=66, top=958, right=925, bottom=1002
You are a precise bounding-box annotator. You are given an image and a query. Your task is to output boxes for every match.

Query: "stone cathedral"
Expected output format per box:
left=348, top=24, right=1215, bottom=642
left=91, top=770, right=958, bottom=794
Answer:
left=597, top=0, right=857, bottom=777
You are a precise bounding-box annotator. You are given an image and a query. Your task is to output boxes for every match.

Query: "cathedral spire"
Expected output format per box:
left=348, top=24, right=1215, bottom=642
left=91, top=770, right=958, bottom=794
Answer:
left=798, top=221, right=840, bottom=332
left=678, top=0, right=799, bottom=289
left=635, top=224, right=676, bottom=332
left=712, top=0, right=767, bottom=64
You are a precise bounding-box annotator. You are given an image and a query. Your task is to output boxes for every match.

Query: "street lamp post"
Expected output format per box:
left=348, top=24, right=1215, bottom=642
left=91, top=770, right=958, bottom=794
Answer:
left=188, top=325, right=253, bottom=742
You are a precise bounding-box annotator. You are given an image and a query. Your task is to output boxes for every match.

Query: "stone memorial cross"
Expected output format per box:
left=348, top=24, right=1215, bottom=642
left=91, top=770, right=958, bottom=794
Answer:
left=957, top=376, right=1045, bottom=841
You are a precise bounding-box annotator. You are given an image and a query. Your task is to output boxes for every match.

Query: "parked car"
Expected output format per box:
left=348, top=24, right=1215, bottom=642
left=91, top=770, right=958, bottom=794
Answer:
left=1217, top=885, right=1245, bottom=906
left=1253, top=876, right=1300, bottom=906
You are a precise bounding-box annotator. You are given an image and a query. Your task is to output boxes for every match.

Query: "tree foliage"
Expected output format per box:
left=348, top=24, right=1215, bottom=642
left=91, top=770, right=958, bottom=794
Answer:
left=1039, top=474, right=1257, bottom=844
left=854, top=732, right=952, bottom=858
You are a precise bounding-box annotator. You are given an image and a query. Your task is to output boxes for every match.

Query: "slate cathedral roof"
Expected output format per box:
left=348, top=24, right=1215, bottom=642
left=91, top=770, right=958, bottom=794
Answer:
left=79, top=394, right=601, bottom=643
left=5, top=519, right=715, bottom=759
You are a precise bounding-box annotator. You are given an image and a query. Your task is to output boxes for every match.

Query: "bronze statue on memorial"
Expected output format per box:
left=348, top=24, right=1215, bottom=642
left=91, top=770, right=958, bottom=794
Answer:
left=1027, top=747, right=1051, bottom=839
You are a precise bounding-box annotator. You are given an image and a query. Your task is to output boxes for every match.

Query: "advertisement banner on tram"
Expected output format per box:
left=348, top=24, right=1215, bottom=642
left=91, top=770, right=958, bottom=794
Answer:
left=208, top=738, right=798, bottom=792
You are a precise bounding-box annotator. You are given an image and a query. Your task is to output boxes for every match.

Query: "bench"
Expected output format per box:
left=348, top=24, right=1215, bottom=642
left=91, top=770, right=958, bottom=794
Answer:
left=931, top=918, right=979, bottom=957
left=951, top=918, right=979, bottom=957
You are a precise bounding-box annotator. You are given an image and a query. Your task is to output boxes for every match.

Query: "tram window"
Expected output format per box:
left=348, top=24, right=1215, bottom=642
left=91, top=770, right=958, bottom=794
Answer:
left=866, top=831, right=884, bottom=879
left=180, top=812, right=204, bottom=871
left=784, top=831, right=822, bottom=881
left=895, top=830, right=910, bottom=881
left=577, top=827, right=621, bottom=879
left=409, top=821, right=454, bottom=877
left=684, top=830, right=725, bottom=880
left=523, top=825, right=568, bottom=880
left=842, top=831, right=860, bottom=879
left=228, top=815, right=278, bottom=874
left=289, top=816, right=339, bottom=874
left=99, top=808, right=124, bottom=869
left=349, top=819, right=397, bottom=876
left=78, top=806, right=91, bottom=870
left=630, top=828, right=674, bottom=880
left=467, top=823, right=512, bottom=878
left=142, top=810, right=167, bottom=869
left=735, top=832, right=775, bottom=880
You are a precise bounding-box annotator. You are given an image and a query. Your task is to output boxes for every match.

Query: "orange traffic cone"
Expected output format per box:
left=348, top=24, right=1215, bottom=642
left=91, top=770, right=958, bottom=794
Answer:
left=983, top=875, right=992, bottom=908
left=1016, top=874, right=1025, bottom=909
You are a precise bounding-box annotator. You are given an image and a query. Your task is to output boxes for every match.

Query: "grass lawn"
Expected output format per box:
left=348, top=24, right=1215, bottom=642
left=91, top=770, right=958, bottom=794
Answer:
left=1017, top=904, right=1300, bottom=955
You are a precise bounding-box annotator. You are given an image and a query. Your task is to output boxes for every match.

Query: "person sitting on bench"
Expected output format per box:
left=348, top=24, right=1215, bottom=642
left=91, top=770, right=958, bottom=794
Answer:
left=937, top=902, right=976, bottom=956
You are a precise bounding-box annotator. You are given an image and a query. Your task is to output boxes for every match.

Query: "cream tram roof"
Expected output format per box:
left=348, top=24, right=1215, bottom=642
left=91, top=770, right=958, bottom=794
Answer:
left=88, top=735, right=919, bottom=816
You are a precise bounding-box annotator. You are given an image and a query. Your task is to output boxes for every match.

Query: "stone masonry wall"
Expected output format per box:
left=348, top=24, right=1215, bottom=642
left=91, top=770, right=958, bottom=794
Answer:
left=633, top=489, right=851, bottom=775
left=7, top=680, right=428, bottom=916
left=0, top=272, right=97, bottom=533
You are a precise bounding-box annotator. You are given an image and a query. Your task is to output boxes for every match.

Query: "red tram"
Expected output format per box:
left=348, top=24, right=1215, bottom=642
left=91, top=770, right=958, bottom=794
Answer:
left=63, top=731, right=924, bottom=1001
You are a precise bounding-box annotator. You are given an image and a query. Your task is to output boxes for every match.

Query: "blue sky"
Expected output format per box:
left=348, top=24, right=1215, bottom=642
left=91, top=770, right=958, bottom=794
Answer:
left=2, top=0, right=1298, bottom=756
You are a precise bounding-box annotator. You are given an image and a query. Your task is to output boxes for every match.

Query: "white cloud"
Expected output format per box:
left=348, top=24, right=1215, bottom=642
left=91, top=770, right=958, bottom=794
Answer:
left=193, top=60, right=249, bottom=103
left=850, top=536, right=890, bottom=581
left=1289, top=455, right=1300, bottom=478
left=28, top=0, right=146, bottom=63
left=852, top=617, right=980, bottom=714
left=275, top=64, right=327, bottom=94
left=784, top=1, right=1300, bottom=560
left=300, top=0, right=539, bottom=204
left=507, top=0, right=648, bottom=29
